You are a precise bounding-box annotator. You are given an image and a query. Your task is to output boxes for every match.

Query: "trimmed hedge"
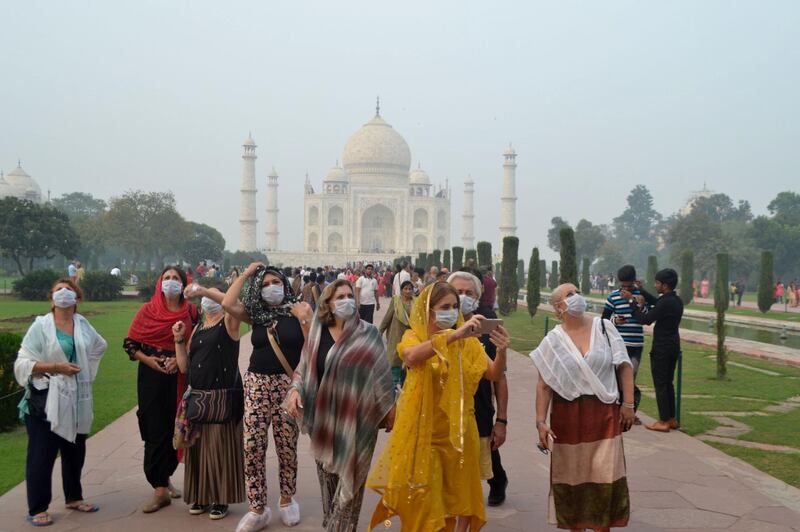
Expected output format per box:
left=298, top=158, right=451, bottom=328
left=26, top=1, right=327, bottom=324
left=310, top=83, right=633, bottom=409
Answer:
left=79, top=271, right=124, bottom=301
left=0, top=333, right=23, bottom=431
left=452, top=247, right=464, bottom=271
left=13, top=269, right=62, bottom=300
left=758, top=251, right=774, bottom=313
left=477, top=241, right=492, bottom=269
left=527, top=247, right=541, bottom=318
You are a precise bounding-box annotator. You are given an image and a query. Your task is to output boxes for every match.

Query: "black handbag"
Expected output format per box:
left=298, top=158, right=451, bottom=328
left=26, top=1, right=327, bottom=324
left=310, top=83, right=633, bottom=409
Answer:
left=27, top=379, right=49, bottom=418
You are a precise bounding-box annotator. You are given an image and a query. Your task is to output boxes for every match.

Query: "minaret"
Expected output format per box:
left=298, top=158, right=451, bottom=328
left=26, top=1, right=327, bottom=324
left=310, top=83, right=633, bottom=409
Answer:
left=239, top=133, right=258, bottom=251
left=462, top=174, right=475, bottom=249
left=499, top=144, right=518, bottom=241
left=265, top=167, right=279, bottom=251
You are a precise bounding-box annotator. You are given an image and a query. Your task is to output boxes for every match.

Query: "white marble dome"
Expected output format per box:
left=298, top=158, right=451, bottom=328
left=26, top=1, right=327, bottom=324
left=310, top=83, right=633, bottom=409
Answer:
left=342, top=114, right=411, bottom=182
left=325, top=164, right=348, bottom=182
left=2, top=164, right=42, bottom=203
left=409, top=165, right=430, bottom=185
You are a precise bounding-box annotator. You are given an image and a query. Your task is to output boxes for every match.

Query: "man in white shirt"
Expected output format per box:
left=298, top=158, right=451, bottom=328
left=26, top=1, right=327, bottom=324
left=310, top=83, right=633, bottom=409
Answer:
left=392, top=262, right=412, bottom=297
left=355, top=264, right=380, bottom=323
left=110, top=267, right=121, bottom=277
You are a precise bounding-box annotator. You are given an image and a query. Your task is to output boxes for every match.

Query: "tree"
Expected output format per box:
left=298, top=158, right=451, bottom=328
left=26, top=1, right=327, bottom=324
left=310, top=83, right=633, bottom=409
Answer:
left=452, top=247, right=464, bottom=270
left=72, top=214, right=108, bottom=269
left=559, top=227, right=578, bottom=285
left=225, top=249, right=269, bottom=268
left=498, top=237, right=519, bottom=315
left=593, top=240, right=625, bottom=277
left=476, top=241, right=492, bottom=269
left=574, top=219, right=607, bottom=264
left=645, top=255, right=658, bottom=294
left=751, top=191, right=800, bottom=279
left=549, top=261, right=559, bottom=290
left=432, top=249, right=442, bottom=268
left=417, top=252, right=427, bottom=269
left=104, top=190, right=189, bottom=270
left=714, top=253, right=729, bottom=379
left=527, top=248, right=541, bottom=319
left=539, top=259, right=547, bottom=288
left=767, top=191, right=800, bottom=225
left=464, top=249, right=477, bottom=267
left=517, top=259, right=525, bottom=292
left=613, top=185, right=661, bottom=241
left=0, top=198, right=81, bottom=275
left=581, top=257, right=591, bottom=295
left=547, top=217, right=570, bottom=252
left=757, top=251, right=774, bottom=313
left=52, top=192, right=107, bottom=220
left=443, top=249, right=451, bottom=270
left=181, top=222, right=226, bottom=266
left=679, top=250, right=694, bottom=305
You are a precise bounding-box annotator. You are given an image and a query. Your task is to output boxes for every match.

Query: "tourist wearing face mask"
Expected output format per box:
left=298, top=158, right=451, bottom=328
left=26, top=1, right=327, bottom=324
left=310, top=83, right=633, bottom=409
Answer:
left=378, top=279, right=415, bottom=388
left=367, top=281, right=508, bottom=532
left=124, top=266, right=197, bottom=513
left=172, top=285, right=244, bottom=520
left=221, top=263, right=311, bottom=530
left=529, top=283, right=635, bottom=531
left=14, top=278, right=107, bottom=527
left=448, top=270, right=512, bottom=508
left=284, top=279, right=395, bottom=532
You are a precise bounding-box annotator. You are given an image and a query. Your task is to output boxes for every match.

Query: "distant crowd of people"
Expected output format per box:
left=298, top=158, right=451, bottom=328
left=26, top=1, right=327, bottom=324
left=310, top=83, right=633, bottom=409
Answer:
left=16, top=257, right=693, bottom=531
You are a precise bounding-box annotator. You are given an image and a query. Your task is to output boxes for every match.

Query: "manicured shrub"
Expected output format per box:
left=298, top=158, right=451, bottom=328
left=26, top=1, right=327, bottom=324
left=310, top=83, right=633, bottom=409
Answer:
left=477, top=241, right=492, bottom=269
left=498, top=237, right=519, bottom=315
left=714, top=253, right=729, bottom=379
left=757, top=251, right=774, bottom=313
left=432, top=249, right=442, bottom=269
left=679, top=250, right=694, bottom=305
left=581, top=257, right=591, bottom=295
left=464, top=249, right=477, bottom=267
left=452, top=247, right=464, bottom=270
left=0, top=333, right=23, bottom=431
left=517, top=259, right=525, bottom=289
left=539, top=259, right=547, bottom=288
left=559, top=228, right=578, bottom=285
left=527, top=248, right=541, bottom=319
left=12, top=269, right=61, bottom=301
left=79, top=271, right=124, bottom=301
left=646, top=255, right=658, bottom=294
left=443, top=249, right=451, bottom=270
left=549, top=261, right=559, bottom=290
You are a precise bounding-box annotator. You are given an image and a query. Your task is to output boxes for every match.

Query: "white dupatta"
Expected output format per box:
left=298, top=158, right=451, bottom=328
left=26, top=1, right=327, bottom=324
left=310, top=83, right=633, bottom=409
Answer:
left=529, top=317, right=631, bottom=404
left=14, top=313, right=107, bottom=442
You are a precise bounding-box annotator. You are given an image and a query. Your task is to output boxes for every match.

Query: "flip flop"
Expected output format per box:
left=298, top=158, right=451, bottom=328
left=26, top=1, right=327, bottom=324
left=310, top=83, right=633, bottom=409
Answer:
left=66, top=502, right=100, bottom=513
left=26, top=512, right=53, bottom=527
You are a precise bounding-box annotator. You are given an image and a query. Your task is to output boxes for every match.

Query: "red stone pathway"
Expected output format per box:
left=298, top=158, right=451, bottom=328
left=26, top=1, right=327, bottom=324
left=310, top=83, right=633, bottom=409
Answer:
left=1, top=302, right=799, bottom=531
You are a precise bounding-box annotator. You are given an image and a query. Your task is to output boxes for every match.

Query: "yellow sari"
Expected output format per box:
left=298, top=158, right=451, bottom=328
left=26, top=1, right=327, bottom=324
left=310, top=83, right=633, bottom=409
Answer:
left=367, top=284, right=488, bottom=531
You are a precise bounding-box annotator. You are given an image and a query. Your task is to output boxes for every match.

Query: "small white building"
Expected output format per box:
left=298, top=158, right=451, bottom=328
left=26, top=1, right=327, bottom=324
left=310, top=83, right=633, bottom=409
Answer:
left=0, top=162, right=43, bottom=204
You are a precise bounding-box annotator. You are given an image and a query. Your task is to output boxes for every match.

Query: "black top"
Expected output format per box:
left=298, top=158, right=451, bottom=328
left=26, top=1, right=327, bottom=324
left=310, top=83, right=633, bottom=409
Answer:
left=632, top=290, right=684, bottom=355
left=317, top=326, right=336, bottom=386
left=473, top=306, right=498, bottom=438
left=249, top=316, right=304, bottom=375
left=187, top=319, right=241, bottom=390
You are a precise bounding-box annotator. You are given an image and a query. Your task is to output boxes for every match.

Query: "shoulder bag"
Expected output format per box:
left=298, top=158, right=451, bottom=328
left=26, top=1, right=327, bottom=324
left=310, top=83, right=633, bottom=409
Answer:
left=266, top=326, right=295, bottom=378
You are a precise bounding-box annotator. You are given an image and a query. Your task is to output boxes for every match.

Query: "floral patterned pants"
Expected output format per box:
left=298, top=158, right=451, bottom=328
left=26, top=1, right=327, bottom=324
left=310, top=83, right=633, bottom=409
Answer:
left=243, top=371, right=299, bottom=510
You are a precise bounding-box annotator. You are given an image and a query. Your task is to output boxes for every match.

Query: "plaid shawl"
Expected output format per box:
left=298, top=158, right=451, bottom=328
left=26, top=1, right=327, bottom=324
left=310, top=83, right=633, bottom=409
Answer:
left=293, top=308, right=394, bottom=504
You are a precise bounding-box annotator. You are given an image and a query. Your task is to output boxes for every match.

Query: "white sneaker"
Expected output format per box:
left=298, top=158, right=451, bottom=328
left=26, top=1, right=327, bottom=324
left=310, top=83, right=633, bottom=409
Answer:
left=235, top=509, right=271, bottom=532
left=279, top=498, right=300, bottom=526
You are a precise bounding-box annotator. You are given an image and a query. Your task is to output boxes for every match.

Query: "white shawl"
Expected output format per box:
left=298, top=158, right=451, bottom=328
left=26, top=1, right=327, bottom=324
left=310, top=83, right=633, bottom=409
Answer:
left=14, top=313, right=107, bottom=442
left=529, top=317, right=631, bottom=404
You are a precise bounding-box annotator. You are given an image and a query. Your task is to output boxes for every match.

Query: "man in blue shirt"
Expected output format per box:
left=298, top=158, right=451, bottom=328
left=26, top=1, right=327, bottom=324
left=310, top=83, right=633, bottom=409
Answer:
left=601, top=265, right=648, bottom=418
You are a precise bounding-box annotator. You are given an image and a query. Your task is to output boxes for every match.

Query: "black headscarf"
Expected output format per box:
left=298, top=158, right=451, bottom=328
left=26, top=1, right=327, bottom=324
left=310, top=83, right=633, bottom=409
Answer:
left=243, top=266, right=299, bottom=327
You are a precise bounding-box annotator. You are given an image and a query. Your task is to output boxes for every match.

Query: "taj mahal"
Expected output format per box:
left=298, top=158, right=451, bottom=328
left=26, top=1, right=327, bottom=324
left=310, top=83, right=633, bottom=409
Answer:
left=238, top=101, right=518, bottom=266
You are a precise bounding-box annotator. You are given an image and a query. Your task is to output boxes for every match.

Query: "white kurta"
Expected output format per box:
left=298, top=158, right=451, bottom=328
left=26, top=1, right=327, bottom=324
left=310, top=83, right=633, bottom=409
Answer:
left=14, top=313, right=107, bottom=442
left=529, top=317, right=631, bottom=404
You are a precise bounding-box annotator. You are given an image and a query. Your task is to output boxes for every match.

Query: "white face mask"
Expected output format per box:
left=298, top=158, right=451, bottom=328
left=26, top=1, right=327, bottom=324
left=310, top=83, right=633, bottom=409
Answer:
left=161, top=279, right=183, bottom=297
left=201, top=296, right=223, bottom=315
left=52, top=287, right=77, bottom=308
left=565, top=293, right=588, bottom=317
left=459, top=294, right=478, bottom=315
left=434, top=308, right=459, bottom=329
left=334, top=298, right=357, bottom=319
left=261, top=284, right=285, bottom=305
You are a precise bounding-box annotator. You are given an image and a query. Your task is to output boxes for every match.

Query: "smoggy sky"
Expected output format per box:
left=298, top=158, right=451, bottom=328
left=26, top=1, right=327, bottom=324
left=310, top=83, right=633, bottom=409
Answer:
left=2, top=1, right=798, bottom=261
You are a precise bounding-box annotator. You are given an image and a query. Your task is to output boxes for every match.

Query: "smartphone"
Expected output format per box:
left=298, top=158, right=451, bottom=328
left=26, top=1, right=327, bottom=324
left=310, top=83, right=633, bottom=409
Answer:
left=478, top=318, right=503, bottom=335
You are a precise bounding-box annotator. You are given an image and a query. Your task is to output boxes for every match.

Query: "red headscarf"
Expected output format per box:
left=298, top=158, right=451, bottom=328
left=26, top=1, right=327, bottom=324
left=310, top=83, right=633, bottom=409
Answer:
left=127, top=273, right=195, bottom=351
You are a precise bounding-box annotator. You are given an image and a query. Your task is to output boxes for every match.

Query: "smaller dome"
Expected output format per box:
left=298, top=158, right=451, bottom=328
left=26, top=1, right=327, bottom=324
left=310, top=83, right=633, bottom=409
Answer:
left=243, top=134, right=256, bottom=147
left=4, top=164, right=42, bottom=203
left=325, top=164, right=348, bottom=182
left=409, top=165, right=430, bottom=185
left=503, top=145, right=516, bottom=156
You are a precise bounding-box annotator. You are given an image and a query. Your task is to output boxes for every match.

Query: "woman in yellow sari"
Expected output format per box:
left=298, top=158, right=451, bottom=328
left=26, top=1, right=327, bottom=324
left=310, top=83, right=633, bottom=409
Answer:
left=367, top=281, right=508, bottom=531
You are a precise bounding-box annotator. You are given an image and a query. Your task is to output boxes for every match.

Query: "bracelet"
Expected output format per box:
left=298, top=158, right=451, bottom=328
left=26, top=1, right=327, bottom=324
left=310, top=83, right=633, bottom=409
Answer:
left=535, top=420, right=547, bottom=428
left=174, top=338, right=185, bottom=345
left=621, top=402, right=635, bottom=409
left=495, top=418, right=508, bottom=425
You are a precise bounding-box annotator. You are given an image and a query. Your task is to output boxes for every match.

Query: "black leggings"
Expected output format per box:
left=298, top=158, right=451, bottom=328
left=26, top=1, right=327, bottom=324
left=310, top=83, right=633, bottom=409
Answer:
left=650, top=350, right=679, bottom=421
left=137, top=361, right=178, bottom=488
left=25, top=415, right=86, bottom=515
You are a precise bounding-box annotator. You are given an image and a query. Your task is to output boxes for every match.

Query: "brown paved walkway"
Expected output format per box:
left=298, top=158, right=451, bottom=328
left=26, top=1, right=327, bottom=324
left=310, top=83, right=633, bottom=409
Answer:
left=2, top=301, right=799, bottom=531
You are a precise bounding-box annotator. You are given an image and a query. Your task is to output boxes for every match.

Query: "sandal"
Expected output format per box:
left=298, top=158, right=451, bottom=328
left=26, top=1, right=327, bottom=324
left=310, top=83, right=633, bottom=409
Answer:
left=26, top=512, right=53, bottom=527
left=66, top=501, right=100, bottom=513
left=168, top=482, right=182, bottom=499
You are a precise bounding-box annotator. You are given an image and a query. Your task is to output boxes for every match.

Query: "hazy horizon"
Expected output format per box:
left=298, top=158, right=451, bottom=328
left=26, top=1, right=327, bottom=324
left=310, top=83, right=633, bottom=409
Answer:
left=3, top=1, right=798, bottom=262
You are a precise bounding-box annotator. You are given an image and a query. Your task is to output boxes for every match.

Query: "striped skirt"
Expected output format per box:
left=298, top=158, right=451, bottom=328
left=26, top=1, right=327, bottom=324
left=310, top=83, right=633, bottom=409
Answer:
left=549, top=394, right=630, bottom=529
left=184, top=420, right=245, bottom=505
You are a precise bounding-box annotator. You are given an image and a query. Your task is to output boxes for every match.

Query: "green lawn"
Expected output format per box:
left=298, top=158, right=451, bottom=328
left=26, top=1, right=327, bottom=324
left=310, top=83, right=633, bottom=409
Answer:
left=0, top=297, right=142, bottom=495
left=685, top=302, right=800, bottom=322
left=503, top=307, right=800, bottom=489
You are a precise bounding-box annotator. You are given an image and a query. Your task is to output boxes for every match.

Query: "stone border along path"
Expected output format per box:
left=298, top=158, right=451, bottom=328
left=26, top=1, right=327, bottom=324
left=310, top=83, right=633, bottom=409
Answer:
left=2, top=301, right=800, bottom=531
